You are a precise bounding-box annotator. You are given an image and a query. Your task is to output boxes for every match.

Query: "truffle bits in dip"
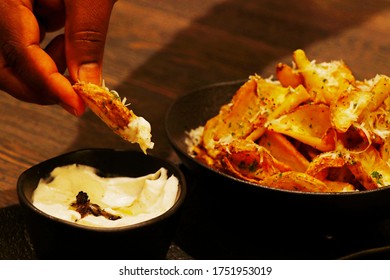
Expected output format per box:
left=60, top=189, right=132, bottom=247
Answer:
left=32, top=164, right=179, bottom=227
left=17, top=149, right=186, bottom=259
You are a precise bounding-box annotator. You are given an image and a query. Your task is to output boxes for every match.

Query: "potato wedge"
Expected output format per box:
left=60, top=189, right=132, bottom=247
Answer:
left=347, top=146, right=390, bottom=190
left=73, top=82, right=154, bottom=153
left=330, top=75, right=390, bottom=133
left=201, top=78, right=259, bottom=157
left=188, top=49, right=390, bottom=193
left=247, top=78, right=311, bottom=141
left=267, top=104, right=336, bottom=152
left=324, top=180, right=356, bottom=192
left=261, top=171, right=329, bottom=192
left=276, top=62, right=303, bottom=88
left=202, top=75, right=310, bottom=156
left=258, top=130, right=309, bottom=172
left=293, top=49, right=355, bottom=104
left=218, top=139, right=291, bottom=182
left=380, top=140, right=390, bottom=164
left=306, top=151, right=346, bottom=181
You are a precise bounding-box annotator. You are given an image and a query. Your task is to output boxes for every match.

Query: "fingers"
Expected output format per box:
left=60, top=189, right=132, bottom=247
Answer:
left=64, top=0, right=117, bottom=85
left=0, top=0, right=117, bottom=116
left=0, top=41, right=86, bottom=115
left=0, top=2, right=85, bottom=116
left=45, top=34, right=67, bottom=74
left=34, top=0, right=65, bottom=32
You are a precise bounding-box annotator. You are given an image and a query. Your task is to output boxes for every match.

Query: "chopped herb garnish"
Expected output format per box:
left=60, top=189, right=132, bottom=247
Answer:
left=371, top=171, right=384, bottom=186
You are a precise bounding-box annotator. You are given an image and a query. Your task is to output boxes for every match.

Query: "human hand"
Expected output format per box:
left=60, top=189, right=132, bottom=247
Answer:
left=0, top=0, right=117, bottom=116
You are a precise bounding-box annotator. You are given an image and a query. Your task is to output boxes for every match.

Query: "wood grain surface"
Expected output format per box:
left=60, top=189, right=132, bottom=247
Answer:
left=1, top=0, right=390, bottom=207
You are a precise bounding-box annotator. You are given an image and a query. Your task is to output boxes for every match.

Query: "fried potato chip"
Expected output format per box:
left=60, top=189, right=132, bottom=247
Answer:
left=347, top=146, right=390, bottom=190
left=258, top=130, right=309, bottom=172
left=267, top=104, right=336, bottom=152
left=261, top=171, right=329, bottom=192
left=380, top=140, right=390, bottom=163
left=202, top=75, right=310, bottom=157
left=247, top=78, right=310, bottom=140
left=293, top=49, right=355, bottom=104
left=306, top=151, right=346, bottom=181
left=73, top=82, right=154, bottom=153
left=188, top=49, right=390, bottom=193
left=323, top=180, right=356, bottom=192
left=276, top=62, right=303, bottom=88
left=359, top=75, right=390, bottom=119
left=218, top=139, right=291, bottom=182
left=330, top=87, right=372, bottom=133
left=337, top=124, right=370, bottom=152
left=330, top=75, right=390, bottom=133
left=202, top=78, right=260, bottom=157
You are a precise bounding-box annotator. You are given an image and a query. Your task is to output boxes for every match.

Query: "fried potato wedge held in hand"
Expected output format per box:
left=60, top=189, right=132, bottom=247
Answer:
left=73, top=82, right=154, bottom=153
left=267, top=104, right=336, bottom=152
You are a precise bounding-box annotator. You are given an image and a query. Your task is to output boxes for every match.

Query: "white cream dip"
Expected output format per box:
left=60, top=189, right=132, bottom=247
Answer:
left=32, top=164, right=179, bottom=227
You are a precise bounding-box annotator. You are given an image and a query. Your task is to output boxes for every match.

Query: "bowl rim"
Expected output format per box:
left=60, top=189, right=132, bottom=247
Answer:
left=340, top=244, right=390, bottom=259
left=165, top=80, right=390, bottom=197
left=17, top=148, right=187, bottom=233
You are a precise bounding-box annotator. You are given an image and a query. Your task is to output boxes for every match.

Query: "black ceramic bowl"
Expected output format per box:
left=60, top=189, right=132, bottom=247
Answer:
left=17, top=149, right=186, bottom=260
left=165, top=81, right=390, bottom=259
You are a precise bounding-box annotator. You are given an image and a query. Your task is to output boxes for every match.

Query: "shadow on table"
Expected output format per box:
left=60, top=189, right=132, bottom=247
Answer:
left=67, top=0, right=390, bottom=160
left=64, top=0, right=390, bottom=259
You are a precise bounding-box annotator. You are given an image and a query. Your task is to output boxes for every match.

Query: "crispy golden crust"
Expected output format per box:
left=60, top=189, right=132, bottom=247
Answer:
left=73, top=82, right=154, bottom=153
left=189, top=49, right=390, bottom=192
left=73, top=83, right=135, bottom=128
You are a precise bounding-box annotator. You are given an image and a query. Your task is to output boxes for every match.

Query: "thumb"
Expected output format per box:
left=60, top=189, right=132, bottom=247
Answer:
left=64, top=0, right=116, bottom=85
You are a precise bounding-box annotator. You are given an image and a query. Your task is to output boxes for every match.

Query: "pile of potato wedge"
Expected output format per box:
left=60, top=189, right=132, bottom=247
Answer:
left=188, top=49, right=390, bottom=192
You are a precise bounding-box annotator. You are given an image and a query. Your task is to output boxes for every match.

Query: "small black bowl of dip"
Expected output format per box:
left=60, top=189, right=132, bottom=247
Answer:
left=17, top=148, right=186, bottom=260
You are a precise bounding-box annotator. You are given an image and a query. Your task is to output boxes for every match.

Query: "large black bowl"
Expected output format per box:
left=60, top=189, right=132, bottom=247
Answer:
left=165, top=81, right=390, bottom=259
left=17, top=148, right=186, bottom=260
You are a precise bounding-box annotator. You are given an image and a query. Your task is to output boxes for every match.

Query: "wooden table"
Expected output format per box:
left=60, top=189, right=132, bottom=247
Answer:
left=1, top=0, right=390, bottom=207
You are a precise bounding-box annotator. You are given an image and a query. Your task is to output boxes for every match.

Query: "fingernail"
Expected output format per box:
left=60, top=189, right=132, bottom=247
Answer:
left=78, top=63, right=102, bottom=85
